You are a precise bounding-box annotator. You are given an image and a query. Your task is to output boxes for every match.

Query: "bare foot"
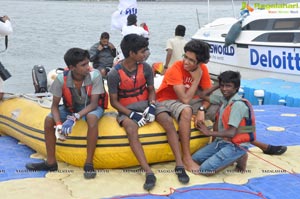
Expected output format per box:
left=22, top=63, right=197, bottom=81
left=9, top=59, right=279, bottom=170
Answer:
left=183, top=158, right=200, bottom=174
left=235, top=153, right=248, bottom=172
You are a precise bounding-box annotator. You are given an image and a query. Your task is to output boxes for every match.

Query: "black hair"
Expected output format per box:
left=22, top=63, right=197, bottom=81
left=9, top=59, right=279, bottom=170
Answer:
left=64, top=48, right=90, bottom=68
left=218, top=70, right=241, bottom=91
left=100, top=32, right=110, bottom=39
left=120, top=34, right=149, bottom=58
left=184, top=40, right=210, bottom=64
left=175, top=25, right=186, bottom=37
left=127, top=14, right=137, bottom=26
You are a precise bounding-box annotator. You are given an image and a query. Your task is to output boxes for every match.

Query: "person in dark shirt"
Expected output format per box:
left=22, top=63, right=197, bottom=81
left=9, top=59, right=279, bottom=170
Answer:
left=89, top=32, right=116, bottom=77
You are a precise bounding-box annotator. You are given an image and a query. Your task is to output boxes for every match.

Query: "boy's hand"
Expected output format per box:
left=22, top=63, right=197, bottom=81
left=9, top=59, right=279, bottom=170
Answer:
left=143, top=104, right=156, bottom=123
left=129, top=112, right=146, bottom=127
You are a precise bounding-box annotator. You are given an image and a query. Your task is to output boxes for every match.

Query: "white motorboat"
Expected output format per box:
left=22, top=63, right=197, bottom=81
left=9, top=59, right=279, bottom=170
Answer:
left=192, top=2, right=300, bottom=82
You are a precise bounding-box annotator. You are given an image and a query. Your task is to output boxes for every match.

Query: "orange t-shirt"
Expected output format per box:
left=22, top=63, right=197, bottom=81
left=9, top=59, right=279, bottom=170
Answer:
left=156, top=60, right=212, bottom=102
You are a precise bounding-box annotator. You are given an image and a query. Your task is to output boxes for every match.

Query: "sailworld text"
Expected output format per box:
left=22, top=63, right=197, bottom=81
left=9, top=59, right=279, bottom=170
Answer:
left=210, top=44, right=235, bottom=56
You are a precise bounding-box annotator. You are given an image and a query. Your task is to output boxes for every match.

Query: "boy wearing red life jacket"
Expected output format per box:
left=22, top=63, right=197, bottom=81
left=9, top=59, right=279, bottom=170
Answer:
left=193, top=71, right=253, bottom=174
left=107, top=34, right=189, bottom=191
left=26, top=48, right=105, bottom=179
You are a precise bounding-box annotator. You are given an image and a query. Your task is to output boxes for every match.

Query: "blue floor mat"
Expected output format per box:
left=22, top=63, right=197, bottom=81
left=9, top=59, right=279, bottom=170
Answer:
left=110, top=174, right=300, bottom=199
left=247, top=174, right=300, bottom=199
left=254, top=105, right=300, bottom=146
left=0, top=136, right=46, bottom=182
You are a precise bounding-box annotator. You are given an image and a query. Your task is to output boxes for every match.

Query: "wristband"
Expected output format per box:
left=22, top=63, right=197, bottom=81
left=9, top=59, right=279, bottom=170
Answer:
left=55, top=121, right=62, bottom=126
left=73, top=113, right=80, bottom=120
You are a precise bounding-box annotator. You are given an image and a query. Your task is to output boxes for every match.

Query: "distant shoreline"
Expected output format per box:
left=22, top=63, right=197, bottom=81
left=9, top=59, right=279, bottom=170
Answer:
left=76, top=0, right=226, bottom=2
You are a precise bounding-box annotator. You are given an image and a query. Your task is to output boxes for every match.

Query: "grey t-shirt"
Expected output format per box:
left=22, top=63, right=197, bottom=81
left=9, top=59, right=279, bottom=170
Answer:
left=210, top=93, right=249, bottom=131
left=50, top=69, right=104, bottom=106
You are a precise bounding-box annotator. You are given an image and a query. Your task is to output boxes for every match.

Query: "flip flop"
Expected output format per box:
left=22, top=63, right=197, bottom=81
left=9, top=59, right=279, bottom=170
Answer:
left=175, top=166, right=190, bottom=184
left=83, top=163, right=96, bottom=179
left=263, top=145, right=287, bottom=155
left=143, top=173, right=156, bottom=191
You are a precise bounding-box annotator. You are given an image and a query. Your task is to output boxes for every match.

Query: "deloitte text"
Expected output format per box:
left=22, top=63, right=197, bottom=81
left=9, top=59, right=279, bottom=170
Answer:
left=250, top=49, right=300, bottom=71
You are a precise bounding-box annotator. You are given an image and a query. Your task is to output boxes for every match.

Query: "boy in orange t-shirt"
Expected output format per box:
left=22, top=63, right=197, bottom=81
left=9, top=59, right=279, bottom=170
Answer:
left=156, top=40, right=287, bottom=173
left=156, top=40, right=214, bottom=172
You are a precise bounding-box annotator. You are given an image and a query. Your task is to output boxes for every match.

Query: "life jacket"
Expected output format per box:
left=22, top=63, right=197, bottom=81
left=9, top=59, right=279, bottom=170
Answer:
left=216, top=98, right=256, bottom=145
left=115, top=63, right=148, bottom=107
left=62, top=68, right=108, bottom=112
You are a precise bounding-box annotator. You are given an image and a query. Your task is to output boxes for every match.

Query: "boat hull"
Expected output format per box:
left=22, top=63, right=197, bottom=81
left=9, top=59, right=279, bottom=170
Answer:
left=0, top=97, right=210, bottom=169
left=192, top=3, right=300, bottom=82
left=198, top=40, right=300, bottom=82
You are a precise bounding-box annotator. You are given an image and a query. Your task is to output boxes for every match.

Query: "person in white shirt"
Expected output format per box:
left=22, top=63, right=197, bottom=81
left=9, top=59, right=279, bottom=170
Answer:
left=118, top=14, right=150, bottom=61
left=0, top=15, right=12, bottom=36
left=162, top=25, right=187, bottom=74
left=0, top=15, right=13, bottom=100
left=121, top=14, right=149, bottom=39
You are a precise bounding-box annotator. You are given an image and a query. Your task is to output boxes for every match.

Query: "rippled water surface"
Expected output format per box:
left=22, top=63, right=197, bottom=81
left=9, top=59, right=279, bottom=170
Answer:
left=1, top=0, right=288, bottom=93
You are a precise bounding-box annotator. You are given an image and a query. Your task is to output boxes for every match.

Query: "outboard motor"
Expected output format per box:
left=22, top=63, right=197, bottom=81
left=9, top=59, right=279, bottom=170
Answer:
left=32, top=65, right=47, bottom=93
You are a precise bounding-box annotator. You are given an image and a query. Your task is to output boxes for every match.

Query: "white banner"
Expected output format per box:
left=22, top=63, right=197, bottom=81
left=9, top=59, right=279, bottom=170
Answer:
left=111, top=0, right=137, bottom=31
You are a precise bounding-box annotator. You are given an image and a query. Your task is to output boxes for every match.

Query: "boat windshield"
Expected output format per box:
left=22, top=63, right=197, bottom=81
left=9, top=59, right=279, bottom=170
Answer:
left=243, top=18, right=300, bottom=31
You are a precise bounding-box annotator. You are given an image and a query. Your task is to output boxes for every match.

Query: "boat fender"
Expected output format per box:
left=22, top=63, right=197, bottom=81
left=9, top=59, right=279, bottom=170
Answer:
left=225, top=21, right=242, bottom=47
left=32, top=65, right=48, bottom=93
left=47, top=68, right=64, bottom=88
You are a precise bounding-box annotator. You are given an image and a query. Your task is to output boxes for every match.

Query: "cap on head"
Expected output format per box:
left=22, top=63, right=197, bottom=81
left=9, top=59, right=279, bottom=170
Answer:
left=127, top=14, right=137, bottom=25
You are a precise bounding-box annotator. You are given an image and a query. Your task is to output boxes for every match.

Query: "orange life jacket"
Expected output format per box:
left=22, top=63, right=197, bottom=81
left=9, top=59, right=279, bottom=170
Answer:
left=115, top=63, right=148, bottom=107
left=216, top=98, right=256, bottom=144
left=62, top=68, right=108, bottom=112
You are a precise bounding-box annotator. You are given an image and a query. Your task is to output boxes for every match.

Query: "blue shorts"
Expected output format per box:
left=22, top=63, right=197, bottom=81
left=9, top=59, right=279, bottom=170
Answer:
left=48, top=105, right=104, bottom=122
left=192, top=139, right=247, bottom=174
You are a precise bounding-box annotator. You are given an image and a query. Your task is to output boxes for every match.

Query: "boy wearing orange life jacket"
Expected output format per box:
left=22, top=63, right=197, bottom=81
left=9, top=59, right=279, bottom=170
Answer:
left=26, top=48, right=105, bottom=179
left=107, top=34, right=189, bottom=191
left=193, top=71, right=251, bottom=174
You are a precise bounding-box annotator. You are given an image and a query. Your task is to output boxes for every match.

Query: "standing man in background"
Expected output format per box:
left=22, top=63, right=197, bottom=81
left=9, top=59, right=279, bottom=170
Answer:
left=89, top=32, right=116, bottom=78
left=119, top=14, right=150, bottom=61
left=0, top=15, right=13, bottom=100
left=121, top=14, right=149, bottom=39
left=162, top=25, right=187, bottom=75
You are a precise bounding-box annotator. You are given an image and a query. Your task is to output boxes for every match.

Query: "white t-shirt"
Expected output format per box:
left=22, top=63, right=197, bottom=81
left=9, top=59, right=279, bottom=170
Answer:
left=121, top=25, right=149, bottom=38
left=166, top=36, right=187, bottom=68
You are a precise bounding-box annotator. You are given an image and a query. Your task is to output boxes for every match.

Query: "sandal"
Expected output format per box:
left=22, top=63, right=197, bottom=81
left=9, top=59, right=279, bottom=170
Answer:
left=175, top=166, right=190, bottom=184
left=26, top=160, right=58, bottom=171
left=263, top=145, right=287, bottom=155
left=143, top=173, right=156, bottom=191
left=83, top=163, right=96, bottom=179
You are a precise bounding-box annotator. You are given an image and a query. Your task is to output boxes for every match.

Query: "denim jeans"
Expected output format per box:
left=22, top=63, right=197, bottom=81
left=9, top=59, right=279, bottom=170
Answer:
left=192, top=139, right=247, bottom=174
left=48, top=105, right=104, bottom=122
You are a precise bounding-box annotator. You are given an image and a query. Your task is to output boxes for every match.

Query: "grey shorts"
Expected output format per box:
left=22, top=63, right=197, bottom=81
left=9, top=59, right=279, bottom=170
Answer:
left=160, top=99, right=219, bottom=122
left=117, top=100, right=170, bottom=124
left=159, top=100, right=191, bottom=121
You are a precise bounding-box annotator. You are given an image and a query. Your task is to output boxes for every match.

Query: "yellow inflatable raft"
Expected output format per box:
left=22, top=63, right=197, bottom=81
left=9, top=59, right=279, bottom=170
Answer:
left=0, top=96, right=210, bottom=169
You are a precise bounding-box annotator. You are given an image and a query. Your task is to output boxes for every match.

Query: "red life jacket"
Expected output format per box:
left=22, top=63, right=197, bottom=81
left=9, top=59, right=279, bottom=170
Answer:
left=115, top=63, right=148, bottom=107
left=62, top=68, right=108, bottom=112
left=216, top=98, right=256, bottom=144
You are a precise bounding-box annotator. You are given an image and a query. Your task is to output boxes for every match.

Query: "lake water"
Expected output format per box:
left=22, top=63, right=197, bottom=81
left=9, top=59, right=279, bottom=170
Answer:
left=0, top=0, right=288, bottom=93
